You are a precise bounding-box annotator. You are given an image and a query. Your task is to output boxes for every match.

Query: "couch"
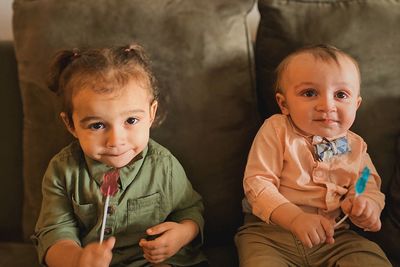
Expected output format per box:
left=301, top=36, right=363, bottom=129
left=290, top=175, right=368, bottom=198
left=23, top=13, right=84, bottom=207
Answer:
left=0, top=0, right=399, bottom=266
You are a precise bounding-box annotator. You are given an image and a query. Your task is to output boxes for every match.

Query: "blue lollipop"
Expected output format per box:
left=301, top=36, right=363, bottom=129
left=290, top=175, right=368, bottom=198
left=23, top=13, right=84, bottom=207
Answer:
left=355, top=167, right=370, bottom=196
left=334, top=167, right=370, bottom=228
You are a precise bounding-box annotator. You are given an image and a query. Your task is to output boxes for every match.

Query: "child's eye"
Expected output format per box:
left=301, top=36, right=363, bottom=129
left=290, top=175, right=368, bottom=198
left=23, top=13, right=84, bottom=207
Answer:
left=89, top=122, right=105, bottom=130
left=126, top=117, right=138, bottom=125
left=335, top=91, right=349, bottom=99
left=301, top=89, right=317, bottom=97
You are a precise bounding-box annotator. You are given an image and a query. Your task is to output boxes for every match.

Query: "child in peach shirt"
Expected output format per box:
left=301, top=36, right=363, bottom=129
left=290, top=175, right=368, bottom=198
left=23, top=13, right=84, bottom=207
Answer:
left=235, top=44, right=391, bottom=266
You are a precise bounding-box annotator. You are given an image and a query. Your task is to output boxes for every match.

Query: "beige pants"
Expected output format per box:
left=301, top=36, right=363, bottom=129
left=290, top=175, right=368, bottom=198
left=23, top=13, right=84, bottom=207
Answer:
left=235, top=214, right=392, bottom=267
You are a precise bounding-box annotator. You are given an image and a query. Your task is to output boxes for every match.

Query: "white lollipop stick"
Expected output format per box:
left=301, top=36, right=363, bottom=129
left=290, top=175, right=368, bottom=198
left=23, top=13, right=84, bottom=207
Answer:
left=99, top=188, right=110, bottom=243
left=334, top=167, right=370, bottom=229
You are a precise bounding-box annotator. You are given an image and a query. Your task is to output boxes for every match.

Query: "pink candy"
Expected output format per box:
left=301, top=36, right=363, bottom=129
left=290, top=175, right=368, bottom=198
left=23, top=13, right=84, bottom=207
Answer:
left=100, top=169, right=119, bottom=197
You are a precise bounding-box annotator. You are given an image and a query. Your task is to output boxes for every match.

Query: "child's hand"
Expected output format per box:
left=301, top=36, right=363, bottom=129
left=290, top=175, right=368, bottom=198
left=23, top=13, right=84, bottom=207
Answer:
left=139, top=220, right=198, bottom=264
left=77, top=237, right=115, bottom=267
left=341, top=196, right=382, bottom=232
left=290, top=213, right=334, bottom=248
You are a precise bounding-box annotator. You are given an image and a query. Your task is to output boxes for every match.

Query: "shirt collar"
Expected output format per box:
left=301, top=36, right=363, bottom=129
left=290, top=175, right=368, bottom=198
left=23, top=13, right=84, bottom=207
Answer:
left=84, top=145, right=149, bottom=190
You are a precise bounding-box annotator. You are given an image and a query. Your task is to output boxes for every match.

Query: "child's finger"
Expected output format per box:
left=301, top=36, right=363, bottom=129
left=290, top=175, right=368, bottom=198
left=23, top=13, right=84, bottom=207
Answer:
left=143, top=252, right=167, bottom=264
left=350, top=198, right=366, bottom=217
left=140, top=237, right=168, bottom=251
left=315, top=226, right=327, bottom=244
left=300, top=233, right=313, bottom=248
left=321, top=218, right=334, bottom=239
left=103, top=236, right=116, bottom=250
left=325, top=236, right=335, bottom=244
left=147, top=222, right=173, bottom=236
left=308, top=229, right=323, bottom=246
left=139, top=239, right=157, bottom=250
left=142, top=246, right=167, bottom=257
left=364, top=216, right=381, bottom=232
left=340, top=198, right=353, bottom=214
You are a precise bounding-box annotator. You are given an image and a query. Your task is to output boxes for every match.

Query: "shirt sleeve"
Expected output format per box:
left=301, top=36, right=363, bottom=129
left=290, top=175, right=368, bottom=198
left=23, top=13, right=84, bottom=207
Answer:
left=167, top=156, right=205, bottom=245
left=243, top=118, right=290, bottom=223
left=31, top=155, right=81, bottom=265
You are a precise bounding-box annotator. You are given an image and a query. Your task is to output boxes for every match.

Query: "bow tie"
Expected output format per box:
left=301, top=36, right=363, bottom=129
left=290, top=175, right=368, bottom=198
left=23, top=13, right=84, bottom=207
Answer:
left=313, top=136, right=351, bottom=162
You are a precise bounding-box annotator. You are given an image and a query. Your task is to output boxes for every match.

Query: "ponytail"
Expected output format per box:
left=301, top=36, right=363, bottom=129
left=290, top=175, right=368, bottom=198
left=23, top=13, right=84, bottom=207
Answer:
left=47, top=49, right=80, bottom=95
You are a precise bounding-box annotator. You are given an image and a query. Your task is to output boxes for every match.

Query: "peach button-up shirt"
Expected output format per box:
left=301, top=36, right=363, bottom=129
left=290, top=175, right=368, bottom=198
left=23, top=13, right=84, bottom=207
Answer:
left=243, top=114, right=385, bottom=224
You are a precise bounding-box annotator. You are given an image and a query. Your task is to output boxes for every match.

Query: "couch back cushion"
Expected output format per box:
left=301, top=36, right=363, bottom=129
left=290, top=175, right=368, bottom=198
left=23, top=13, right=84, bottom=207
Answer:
left=13, top=0, right=260, bottom=243
left=0, top=41, right=23, bottom=241
left=256, top=0, right=400, bottom=193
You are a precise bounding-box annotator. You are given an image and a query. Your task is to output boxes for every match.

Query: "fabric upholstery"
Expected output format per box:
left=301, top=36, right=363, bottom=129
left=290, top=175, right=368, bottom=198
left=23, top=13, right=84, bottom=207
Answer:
left=384, top=137, right=400, bottom=265
left=255, top=0, right=400, bottom=193
left=364, top=137, right=400, bottom=266
left=388, top=137, right=400, bottom=232
left=12, top=1, right=260, bottom=254
left=0, top=41, right=23, bottom=242
left=0, top=242, right=39, bottom=267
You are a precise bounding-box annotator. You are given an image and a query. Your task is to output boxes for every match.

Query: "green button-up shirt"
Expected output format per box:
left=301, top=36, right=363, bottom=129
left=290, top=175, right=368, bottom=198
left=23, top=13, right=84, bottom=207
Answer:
left=33, top=139, right=206, bottom=266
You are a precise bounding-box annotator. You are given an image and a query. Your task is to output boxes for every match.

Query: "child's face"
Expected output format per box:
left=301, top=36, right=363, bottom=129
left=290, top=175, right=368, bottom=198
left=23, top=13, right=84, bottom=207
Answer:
left=276, top=53, right=362, bottom=138
left=62, top=81, right=157, bottom=168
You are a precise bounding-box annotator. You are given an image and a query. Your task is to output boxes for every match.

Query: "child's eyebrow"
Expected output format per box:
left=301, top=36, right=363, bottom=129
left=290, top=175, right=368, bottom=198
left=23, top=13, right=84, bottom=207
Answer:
left=121, top=108, right=146, bottom=114
left=294, top=82, right=316, bottom=90
left=79, top=109, right=146, bottom=124
left=79, top=116, right=103, bottom=124
left=121, top=109, right=146, bottom=116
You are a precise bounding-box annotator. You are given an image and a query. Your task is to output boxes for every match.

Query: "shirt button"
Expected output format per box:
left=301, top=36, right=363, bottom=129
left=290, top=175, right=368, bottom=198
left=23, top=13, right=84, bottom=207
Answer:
left=104, top=227, right=112, bottom=235
left=107, top=206, right=116, bottom=215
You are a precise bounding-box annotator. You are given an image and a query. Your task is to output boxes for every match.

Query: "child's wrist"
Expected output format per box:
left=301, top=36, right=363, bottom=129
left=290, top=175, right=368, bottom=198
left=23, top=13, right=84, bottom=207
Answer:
left=271, top=203, right=304, bottom=230
left=179, top=220, right=199, bottom=245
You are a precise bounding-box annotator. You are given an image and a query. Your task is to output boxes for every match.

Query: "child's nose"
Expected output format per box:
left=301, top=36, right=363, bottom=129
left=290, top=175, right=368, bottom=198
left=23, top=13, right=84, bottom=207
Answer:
left=316, top=96, right=336, bottom=112
left=106, top=127, right=126, bottom=148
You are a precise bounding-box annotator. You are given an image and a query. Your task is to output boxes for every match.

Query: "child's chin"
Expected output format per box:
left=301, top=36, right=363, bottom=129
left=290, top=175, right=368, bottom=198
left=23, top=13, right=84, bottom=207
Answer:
left=103, top=157, right=134, bottom=169
left=314, top=131, right=346, bottom=139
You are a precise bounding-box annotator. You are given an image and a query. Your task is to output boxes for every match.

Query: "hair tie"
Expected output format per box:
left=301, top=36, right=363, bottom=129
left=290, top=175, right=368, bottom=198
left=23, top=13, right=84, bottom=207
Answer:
left=125, top=45, right=135, bottom=53
left=72, top=49, right=80, bottom=59
left=124, top=44, right=142, bottom=53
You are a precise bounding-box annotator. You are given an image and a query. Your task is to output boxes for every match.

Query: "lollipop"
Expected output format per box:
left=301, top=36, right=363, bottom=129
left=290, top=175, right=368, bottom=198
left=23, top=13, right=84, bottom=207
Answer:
left=334, top=167, right=370, bottom=228
left=99, top=169, right=119, bottom=243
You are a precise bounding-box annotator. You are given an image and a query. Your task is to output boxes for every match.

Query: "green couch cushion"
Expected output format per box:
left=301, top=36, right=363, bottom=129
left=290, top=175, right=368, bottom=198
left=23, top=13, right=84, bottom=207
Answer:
left=388, top=137, right=400, bottom=230
left=364, top=137, right=400, bottom=266
left=256, top=0, right=400, bottom=192
left=0, top=41, right=23, bottom=242
left=12, top=0, right=260, bottom=248
left=384, top=137, right=400, bottom=265
left=0, top=242, right=39, bottom=267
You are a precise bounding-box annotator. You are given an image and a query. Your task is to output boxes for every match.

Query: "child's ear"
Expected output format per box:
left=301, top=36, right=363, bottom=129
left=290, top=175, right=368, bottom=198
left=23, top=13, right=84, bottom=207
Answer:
left=276, top=93, right=289, bottom=115
left=356, top=96, right=362, bottom=109
left=60, top=112, right=77, bottom=138
left=149, top=100, right=158, bottom=124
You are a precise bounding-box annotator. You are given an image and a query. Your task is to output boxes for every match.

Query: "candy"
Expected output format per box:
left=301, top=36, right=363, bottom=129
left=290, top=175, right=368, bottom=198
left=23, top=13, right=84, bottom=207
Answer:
left=334, top=167, right=370, bottom=228
left=101, top=169, right=120, bottom=197
left=355, top=167, right=370, bottom=196
left=99, top=169, right=119, bottom=243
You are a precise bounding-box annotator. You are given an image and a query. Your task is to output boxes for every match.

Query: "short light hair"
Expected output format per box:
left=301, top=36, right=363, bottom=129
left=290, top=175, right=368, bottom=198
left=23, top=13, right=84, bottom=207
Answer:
left=274, top=44, right=361, bottom=94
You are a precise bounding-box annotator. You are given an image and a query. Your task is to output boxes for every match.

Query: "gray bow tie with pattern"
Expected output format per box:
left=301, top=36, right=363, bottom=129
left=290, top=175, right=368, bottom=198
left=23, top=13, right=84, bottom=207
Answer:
left=313, top=136, right=351, bottom=162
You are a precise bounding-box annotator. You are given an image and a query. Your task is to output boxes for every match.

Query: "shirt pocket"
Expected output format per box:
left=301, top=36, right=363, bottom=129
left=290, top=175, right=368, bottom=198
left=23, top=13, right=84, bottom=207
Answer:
left=127, top=192, right=161, bottom=233
left=71, top=196, right=97, bottom=234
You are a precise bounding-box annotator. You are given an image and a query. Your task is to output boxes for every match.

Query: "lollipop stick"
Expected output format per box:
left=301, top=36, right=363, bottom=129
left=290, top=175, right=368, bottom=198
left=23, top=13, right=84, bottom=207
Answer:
left=334, top=193, right=358, bottom=229
left=99, top=189, right=110, bottom=243
left=334, top=214, right=348, bottom=228
left=335, top=167, right=370, bottom=229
